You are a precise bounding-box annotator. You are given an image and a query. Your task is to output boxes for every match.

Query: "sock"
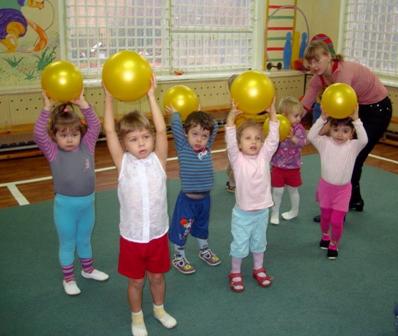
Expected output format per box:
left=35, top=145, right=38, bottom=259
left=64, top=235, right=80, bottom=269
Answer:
left=281, top=186, right=299, bottom=220
left=270, top=187, right=284, bottom=224
left=131, top=311, right=147, bottom=336
left=62, top=265, right=75, bottom=282
left=174, top=245, right=185, bottom=259
left=80, top=257, right=94, bottom=273
left=153, top=304, right=177, bottom=329
left=231, top=257, right=242, bottom=274
left=197, top=238, right=208, bottom=251
left=252, top=252, right=264, bottom=270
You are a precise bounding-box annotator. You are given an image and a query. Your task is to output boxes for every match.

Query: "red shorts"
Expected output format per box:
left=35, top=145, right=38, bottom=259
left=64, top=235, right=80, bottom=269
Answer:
left=118, top=234, right=170, bottom=279
left=271, top=166, right=302, bottom=188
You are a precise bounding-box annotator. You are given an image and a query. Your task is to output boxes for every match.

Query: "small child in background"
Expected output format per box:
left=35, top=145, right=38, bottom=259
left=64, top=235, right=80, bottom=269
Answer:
left=307, top=107, right=368, bottom=260
left=34, top=90, right=109, bottom=296
left=104, top=78, right=177, bottom=336
left=168, top=109, right=221, bottom=274
left=270, top=97, right=307, bottom=225
left=225, top=100, right=279, bottom=292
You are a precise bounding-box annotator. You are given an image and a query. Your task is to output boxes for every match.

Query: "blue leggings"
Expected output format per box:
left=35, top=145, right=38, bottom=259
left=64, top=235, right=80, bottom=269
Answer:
left=53, top=193, right=95, bottom=266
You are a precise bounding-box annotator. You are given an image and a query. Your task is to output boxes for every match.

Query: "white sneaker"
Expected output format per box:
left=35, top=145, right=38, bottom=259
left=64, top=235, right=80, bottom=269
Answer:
left=63, top=280, right=81, bottom=296
left=81, top=269, right=109, bottom=281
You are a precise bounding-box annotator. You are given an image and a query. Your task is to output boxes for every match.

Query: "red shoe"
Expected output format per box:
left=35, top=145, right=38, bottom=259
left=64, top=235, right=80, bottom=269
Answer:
left=252, top=268, right=272, bottom=287
left=228, top=272, right=244, bottom=293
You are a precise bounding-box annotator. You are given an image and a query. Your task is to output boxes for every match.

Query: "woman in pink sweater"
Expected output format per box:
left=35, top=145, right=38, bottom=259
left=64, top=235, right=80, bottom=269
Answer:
left=302, top=40, right=392, bottom=213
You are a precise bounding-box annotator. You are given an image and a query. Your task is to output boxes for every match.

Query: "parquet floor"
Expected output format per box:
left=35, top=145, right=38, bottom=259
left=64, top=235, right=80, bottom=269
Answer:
left=0, top=133, right=397, bottom=208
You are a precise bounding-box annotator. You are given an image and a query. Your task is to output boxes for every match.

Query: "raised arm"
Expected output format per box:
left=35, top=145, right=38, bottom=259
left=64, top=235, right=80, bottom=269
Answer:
left=71, top=90, right=101, bottom=154
left=225, top=102, right=242, bottom=165
left=351, top=106, right=368, bottom=149
left=33, top=91, right=57, bottom=161
left=148, top=76, right=168, bottom=168
left=103, top=87, right=124, bottom=171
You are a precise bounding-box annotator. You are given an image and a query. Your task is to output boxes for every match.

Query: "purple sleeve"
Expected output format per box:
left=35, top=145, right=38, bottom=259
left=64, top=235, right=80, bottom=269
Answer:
left=81, top=105, right=101, bottom=154
left=293, top=124, right=307, bottom=148
left=33, top=109, right=57, bottom=162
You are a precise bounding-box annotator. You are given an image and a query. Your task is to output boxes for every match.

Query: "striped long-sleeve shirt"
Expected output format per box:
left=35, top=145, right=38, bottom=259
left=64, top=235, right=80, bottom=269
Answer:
left=171, top=112, right=218, bottom=193
left=33, top=106, right=101, bottom=195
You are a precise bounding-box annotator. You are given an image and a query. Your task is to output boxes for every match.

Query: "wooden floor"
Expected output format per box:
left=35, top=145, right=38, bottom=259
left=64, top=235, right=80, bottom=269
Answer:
left=0, top=132, right=397, bottom=208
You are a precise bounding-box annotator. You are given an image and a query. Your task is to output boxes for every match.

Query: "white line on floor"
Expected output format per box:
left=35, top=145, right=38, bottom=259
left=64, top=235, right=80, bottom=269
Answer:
left=6, top=184, right=30, bottom=206
left=1, top=148, right=396, bottom=206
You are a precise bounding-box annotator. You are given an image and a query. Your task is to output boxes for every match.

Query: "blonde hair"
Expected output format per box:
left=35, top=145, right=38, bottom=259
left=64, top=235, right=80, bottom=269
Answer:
left=117, top=111, right=154, bottom=139
left=303, top=40, right=344, bottom=66
left=236, top=119, right=263, bottom=144
left=49, top=103, right=86, bottom=139
left=278, top=96, right=303, bottom=117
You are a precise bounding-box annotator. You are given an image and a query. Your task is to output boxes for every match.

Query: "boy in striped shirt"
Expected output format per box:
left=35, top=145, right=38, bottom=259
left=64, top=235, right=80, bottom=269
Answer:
left=168, top=110, right=221, bottom=274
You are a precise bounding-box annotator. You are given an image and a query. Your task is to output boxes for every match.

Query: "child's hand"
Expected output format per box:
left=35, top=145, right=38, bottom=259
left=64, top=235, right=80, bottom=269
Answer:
left=320, top=106, right=328, bottom=121
left=41, top=90, right=53, bottom=111
left=351, top=104, right=359, bottom=120
left=102, top=83, right=113, bottom=101
left=226, top=101, right=242, bottom=126
left=147, top=74, right=157, bottom=98
left=164, top=105, right=176, bottom=115
left=71, top=89, right=89, bottom=109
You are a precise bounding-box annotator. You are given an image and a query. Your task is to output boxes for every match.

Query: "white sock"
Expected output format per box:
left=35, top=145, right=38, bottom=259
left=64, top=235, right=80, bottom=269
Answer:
left=281, top=186, right=299, bottom=220
left=270, top=187, right=284, bottom=224
left=131, top=311, right=147, bottom=336
left=153, top=304, right=177, bottom=329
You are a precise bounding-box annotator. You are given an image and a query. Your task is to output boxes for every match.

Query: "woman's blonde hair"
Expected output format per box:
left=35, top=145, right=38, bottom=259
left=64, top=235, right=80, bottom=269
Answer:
left=117, top=110, right=154, bottom=139
left=278, top=96, right=303, bottom=116
left=236, top=119, right=263, bottom=144
left=304, top=40, right=344, bottom=66
left=49, top=103, right=86, bottom=139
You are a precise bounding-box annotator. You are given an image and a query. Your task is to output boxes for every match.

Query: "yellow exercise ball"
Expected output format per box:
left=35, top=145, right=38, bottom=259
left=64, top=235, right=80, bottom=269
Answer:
left=230, top=70, right=275, bottom=115
left=321, top=83, right=357, bottom=119
left=102, top=50, right=153, bottom=102
left=263, top=114, right=291, bottom=141
left=163, top=85, right=199, bottom=121
left=41, top=61, right=83, bottom=102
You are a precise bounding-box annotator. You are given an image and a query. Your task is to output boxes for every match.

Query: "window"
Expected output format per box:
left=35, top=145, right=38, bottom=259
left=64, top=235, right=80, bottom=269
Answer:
left=64, top=0, right=258, bottom=78
left=342, top=0, right=398, bottom=77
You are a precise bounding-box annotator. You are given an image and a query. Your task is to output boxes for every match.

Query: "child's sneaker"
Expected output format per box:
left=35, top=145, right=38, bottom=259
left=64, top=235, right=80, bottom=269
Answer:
left=63, top=280, right=81, bottom=296
left=327, top=248, right=338, bottom=260
left=319, top=239, right=330, bottom=250
left=225, top=181, right=236, bottom=193
left=172, top=256, right=196, bottom=274
left=199, top=249, right=221, bottom=266
left=81, top=269, right=110, bottom=281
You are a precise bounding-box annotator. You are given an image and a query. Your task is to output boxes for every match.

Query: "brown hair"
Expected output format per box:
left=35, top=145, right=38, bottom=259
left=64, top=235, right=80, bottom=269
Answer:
left=184, top=111, right=214, bottom=133
left=304, top=40, right=344, bottom=67
left=329, top=117, right=354, bottom=130
left=278, top=96, right=303, bottom=117
left=49, top=103, right=86, bottom=139
left=236, top=119, right=263, bottom=144
left=117, top=110, right=154, bottom=139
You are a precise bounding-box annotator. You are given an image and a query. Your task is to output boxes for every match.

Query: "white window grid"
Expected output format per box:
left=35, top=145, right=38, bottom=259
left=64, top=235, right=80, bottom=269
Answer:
left=64, top=0, right=255, bottom=78
left=342, top=0, right=398, bottom=77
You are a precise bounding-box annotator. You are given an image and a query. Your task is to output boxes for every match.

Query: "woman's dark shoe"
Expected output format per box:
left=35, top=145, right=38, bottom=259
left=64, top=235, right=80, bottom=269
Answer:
left=313, top=215, right=321, bottom=223
left=349, top=199, right=364, bottom=212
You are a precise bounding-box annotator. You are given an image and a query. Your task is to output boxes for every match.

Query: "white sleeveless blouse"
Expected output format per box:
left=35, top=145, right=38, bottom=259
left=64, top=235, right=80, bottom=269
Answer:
left=118, top=152, right=168, bottom=243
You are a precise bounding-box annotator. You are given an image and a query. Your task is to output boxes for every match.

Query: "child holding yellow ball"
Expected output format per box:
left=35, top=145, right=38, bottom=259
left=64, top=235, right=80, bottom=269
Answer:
left=225, top=99, right=279, bottom=292
left=270, top=97, right=307, bottom=225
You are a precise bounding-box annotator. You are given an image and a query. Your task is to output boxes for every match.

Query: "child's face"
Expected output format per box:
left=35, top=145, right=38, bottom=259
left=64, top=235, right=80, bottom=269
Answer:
left=287, top=110, right=302, bottom=126
left=55, top=128, right=81, bottom=151
left=238, top=126, right=262, bottom=156
left=305, top=51, right=331, bottom=76
left=330, top=124, right=354, bottom=144
left=123, top=128, right=154, bottom=159
left=186, top=125, right=210, bottom=151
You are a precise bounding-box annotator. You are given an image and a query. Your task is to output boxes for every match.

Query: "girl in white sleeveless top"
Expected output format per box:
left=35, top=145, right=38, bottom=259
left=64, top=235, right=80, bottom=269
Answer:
left=104, top=76, right=177, bottom=336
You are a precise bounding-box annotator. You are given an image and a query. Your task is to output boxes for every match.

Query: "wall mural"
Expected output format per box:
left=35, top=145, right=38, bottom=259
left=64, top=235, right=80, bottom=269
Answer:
left=0, top=0, right=58, bottom=88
